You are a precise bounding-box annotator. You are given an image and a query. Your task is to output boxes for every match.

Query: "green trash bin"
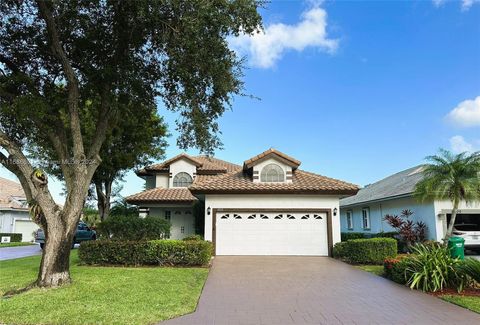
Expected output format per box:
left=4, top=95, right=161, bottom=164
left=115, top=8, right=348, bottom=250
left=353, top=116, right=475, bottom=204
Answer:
left=448, top=236, right=465, bottom=260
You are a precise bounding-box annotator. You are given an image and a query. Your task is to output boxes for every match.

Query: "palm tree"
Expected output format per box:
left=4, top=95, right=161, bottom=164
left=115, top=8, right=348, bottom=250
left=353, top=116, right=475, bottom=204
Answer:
left=414, top=149, right=480, bottom=240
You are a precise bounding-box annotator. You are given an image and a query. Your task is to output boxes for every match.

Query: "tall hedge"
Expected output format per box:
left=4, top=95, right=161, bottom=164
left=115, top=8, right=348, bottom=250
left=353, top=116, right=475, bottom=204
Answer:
left=78, top=239, right=212, bottom=266
left=0, top=233, right=22, bottom=242
left=97, top=215, right=170, bottom=241
left=333, top=238, right=397, bottom=264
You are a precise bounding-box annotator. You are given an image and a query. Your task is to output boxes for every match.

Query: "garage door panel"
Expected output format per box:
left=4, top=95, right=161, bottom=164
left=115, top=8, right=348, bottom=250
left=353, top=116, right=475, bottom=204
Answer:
left=216, top=211, right=328, bottom=256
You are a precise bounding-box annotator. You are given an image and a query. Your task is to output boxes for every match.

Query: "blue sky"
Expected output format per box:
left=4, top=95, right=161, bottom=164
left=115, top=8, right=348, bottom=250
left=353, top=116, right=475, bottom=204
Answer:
left=1, top=0, right=479, bottom=203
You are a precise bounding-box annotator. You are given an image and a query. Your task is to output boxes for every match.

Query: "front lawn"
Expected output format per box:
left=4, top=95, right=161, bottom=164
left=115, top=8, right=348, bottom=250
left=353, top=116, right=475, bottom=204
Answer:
left=0, top=251, right=209, bottom=325
left=355, top=265, right=384, bottom=276
left=441, top=295, right=480, bottom=314
left=0, top=242, right=36, bottom=248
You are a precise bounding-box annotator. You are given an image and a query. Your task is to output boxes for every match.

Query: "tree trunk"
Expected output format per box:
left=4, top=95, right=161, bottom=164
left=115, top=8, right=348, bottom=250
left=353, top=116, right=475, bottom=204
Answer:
left=95, top=180, right=112, bottom=221
left=445, top=199, right=459, bottom=241
left=36, top=214, right=77, bottom=287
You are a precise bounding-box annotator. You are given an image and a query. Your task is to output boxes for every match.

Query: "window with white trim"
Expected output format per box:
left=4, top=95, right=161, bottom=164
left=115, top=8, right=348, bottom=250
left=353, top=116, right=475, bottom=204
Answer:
left=260, top=164, right=285, bottom=182
left=362, top=208, right=370, bottom=230
left=346, top=210, right=354, bottom=230
left=173, top=172, right=193, bottom=187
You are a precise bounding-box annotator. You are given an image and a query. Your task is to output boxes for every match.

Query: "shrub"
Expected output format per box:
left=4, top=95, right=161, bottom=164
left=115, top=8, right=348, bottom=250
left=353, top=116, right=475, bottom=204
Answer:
left=341, top=232, right=367, bottom=241
left=383, top=210, right=427, bottom=250
left=79, top=239, right=212, bottom=266
left=333, top=242, right=347, bottom=258
left=0, top=233, right=22, bottom=242
left=183, top=234, right=203, bottom=241
left=384, top=257, right=410, bottom=284
left=374, top=231, right=399, bottom=238
left=406, top=243, right=466, bottom=292
left=456, top=258, right=480, bottom=284
left=340, top=238, right=397, bottom=264
left=97, top=215, right=170, bottom=240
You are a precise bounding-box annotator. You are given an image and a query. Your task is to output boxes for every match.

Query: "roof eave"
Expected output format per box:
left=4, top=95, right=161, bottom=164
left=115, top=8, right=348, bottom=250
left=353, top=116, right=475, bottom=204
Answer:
left=190, top=189, right=359, bottom=195
left=340, top=192, right=414, bottom=208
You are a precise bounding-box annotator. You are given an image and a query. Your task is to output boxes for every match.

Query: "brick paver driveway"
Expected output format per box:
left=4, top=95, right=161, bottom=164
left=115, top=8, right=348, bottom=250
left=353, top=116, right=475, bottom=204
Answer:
left=163, top=256, right=480, bottom=325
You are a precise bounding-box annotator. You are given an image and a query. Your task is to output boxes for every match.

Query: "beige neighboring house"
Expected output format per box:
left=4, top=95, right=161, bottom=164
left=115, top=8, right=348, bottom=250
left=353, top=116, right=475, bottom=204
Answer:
left=0, top=177, right=37, bottom=242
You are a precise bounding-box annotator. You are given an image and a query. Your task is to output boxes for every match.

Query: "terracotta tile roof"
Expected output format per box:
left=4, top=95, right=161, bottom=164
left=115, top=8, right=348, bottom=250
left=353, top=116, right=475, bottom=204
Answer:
left=137, top=154, right=241, bottom=176
left=0, top=177, right=28, bottom=210
left=243, top=148, right=301, bottom=169
left=125, top=188, right=197, bottom=204
left=195, top=156, right=242, bottom=174
left=190, top=169, right=359, bottom=195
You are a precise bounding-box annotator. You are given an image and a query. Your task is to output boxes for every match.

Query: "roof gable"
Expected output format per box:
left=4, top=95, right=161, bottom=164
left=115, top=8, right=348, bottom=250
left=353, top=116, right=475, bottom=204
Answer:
left=243, top=148, right=301, bottom=170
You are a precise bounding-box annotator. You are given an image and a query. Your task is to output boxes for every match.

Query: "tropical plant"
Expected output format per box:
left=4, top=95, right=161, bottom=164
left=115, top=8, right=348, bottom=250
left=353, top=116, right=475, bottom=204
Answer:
left=414, top=149, right=480, bottom=240
left=406, top=243, right=467, bottom=292
left=456, top=258, right=480, bottom=284
left=383, top=209, right=427, bottom=250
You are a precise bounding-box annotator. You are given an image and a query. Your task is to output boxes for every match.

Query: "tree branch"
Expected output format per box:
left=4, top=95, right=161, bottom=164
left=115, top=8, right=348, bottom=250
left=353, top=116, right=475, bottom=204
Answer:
left=36, top=0, right=85, bottom=161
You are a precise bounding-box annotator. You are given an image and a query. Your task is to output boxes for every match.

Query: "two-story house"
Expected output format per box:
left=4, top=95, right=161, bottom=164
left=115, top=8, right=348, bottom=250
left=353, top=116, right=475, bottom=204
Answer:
left=127, top=149, right=358, bottom=256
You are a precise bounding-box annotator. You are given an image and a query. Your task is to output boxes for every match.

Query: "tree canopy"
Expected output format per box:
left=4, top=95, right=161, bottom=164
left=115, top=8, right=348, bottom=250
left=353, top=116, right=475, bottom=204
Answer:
left=0, top=0, right=263, bottom=287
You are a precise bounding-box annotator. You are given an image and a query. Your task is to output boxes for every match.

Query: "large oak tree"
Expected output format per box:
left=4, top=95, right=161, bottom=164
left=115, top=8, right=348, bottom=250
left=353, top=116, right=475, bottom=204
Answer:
left=0, top=0, right=262, bottom=287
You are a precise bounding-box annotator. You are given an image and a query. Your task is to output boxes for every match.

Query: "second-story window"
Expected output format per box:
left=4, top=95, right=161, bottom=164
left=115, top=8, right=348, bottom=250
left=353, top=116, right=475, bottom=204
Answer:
left=260, top=164, right=285, bottom=182
left=173, top=172, right=193, bottom=187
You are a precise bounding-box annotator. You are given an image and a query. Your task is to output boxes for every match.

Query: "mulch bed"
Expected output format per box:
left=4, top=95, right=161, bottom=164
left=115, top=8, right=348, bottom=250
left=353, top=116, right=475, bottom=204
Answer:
left=429, top=288, right=480, bottom=297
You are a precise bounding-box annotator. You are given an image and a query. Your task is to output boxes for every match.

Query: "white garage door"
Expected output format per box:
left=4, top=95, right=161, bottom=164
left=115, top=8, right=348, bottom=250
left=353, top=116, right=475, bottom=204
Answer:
left=14, top=219, right=38, bottom=242
left=215, top=211, right=329, bottom=256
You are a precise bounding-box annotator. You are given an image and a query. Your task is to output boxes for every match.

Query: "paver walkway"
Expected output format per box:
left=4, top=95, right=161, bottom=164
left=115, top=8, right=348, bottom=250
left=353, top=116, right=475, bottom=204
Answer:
left=162, top=256, right=480, bottom=325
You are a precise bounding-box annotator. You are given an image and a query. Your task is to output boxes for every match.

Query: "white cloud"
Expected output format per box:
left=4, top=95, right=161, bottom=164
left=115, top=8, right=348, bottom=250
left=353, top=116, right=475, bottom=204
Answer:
left=229, top=5, right=338, bottom=69
left=462, top=0, right=480, bottom=10
left=432, top=0, right=479, bottom=10
left=445, top=96, right=480, bottom=128
left=449, top=135, right=477, bottom=153
left=432, top=0, right=446, bottom=7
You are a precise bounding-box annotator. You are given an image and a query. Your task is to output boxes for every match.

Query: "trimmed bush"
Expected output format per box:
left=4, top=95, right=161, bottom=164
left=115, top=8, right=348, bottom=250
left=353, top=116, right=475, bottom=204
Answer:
left=78, top=239, right=212, bottom=266
left=341, top=232, right=367, bottom=241
left=340, top=238, right=397, bottom=264
left=0, top=233, right=22, bottom=242
left=182, top=234, right=203, bottom=241
left=333, top=242, right=347, bottom=258
left=97, top=215, right=170, bottom=241
left=374, top=231, right=399, bottom=238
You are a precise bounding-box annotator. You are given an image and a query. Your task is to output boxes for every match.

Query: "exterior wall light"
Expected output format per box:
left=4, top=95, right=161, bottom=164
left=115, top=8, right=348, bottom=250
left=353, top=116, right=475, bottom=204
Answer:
left=207, top=207, right=211, bottom=215
left=333, top=207, right=338, bottom=216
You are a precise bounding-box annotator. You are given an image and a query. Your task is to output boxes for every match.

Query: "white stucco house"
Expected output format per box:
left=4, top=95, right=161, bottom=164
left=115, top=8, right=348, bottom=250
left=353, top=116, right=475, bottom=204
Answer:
left=0, top=177, right=38, bottom=242
left=126, top=149, right=359, bottom=256
left=340, top=166, right=480, bottom=243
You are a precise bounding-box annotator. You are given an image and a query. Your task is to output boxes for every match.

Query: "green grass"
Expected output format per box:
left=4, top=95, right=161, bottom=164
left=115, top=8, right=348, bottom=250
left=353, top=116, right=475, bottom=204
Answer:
left=441, top=295, right=480, bottom=314
left=0, top=251, right=209, bottom=324
left=0, top=242, right=36, bottom=248
left=355, top=265, right=384, bottom=276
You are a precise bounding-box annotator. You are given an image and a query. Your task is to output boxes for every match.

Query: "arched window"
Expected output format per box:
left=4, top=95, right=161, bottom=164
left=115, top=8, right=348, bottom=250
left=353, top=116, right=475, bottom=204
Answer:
left=173, top=172, right=193, bottom=187
left=260, top=164, right=285, bottom=182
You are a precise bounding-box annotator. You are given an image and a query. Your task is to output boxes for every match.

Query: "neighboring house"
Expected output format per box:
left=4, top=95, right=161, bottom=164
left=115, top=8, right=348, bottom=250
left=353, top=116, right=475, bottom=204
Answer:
left=340, top=166, right=480, bottom=241
left=0, top=177, right=37, bottom=242
left=126, top=148, right=358, bottom=256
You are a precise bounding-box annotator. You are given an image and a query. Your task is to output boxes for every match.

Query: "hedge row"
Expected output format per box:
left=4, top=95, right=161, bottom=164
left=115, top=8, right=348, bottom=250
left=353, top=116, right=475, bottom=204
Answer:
left=96, top=215, right=170, bottom=241
left=0, top=233, right=22, bottom=242
left=78, top=239, right=212, bottom=266
left=341, top=231, right=399, bottom=241
left=333, top=238, right=397, bottom=264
